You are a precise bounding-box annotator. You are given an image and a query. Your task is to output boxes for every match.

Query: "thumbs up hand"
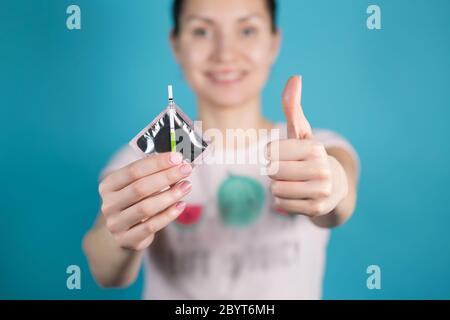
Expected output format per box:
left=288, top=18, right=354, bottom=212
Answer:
left=265, top=76, right=349, bottom=218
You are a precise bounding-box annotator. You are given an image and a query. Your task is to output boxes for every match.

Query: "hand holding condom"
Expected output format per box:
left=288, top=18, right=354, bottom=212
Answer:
left=98, top=86, right=211, bottom=251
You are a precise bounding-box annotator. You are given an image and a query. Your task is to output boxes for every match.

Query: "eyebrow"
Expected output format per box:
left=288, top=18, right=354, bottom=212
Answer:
left=237, top=14, right=263, bottom=23
left=184, top=15, right=214, bottom=25
left=183, top=13, right=263, bottom=25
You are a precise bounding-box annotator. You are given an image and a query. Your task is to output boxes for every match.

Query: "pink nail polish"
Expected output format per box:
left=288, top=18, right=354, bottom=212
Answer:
left=176, top=201, right=186, bottom=212
left=179, top=163, right=192, bottom=175
left=169, top=152, right=182, bottom=165
left=179, top=181, right=192, bottom=193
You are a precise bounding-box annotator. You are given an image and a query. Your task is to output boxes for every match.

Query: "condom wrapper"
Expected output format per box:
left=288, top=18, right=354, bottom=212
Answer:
left=129, top=103, right=212, bottom=165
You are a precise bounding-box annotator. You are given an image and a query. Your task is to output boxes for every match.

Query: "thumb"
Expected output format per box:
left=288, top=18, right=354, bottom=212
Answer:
left=282, top=75, right=313, bottom=139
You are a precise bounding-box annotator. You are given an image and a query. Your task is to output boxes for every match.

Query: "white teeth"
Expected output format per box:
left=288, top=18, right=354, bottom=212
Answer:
left=209, top=72, right=243, bottom=82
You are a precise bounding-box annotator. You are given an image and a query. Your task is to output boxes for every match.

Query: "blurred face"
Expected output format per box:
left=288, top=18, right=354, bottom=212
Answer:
left=171, top=0, right=280, bottom=108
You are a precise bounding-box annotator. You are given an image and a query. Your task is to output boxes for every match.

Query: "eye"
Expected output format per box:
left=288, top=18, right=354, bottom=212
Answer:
left=241, top=27, right=257, bottom=37
left=192, top=27, right=209, bottom=38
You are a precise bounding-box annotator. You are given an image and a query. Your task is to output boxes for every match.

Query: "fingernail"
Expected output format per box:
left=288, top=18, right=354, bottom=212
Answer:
left=169, top=152, right=183, bottom=165
left=176, top=201, right=186, bottom=212
left=179, top=181, right=192, bottom=193
left=179, top=163, right=192, bottom=175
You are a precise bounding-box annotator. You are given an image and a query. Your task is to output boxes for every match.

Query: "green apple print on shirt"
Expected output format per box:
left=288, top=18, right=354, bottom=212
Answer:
left=218, top=174, right=265, bottom=227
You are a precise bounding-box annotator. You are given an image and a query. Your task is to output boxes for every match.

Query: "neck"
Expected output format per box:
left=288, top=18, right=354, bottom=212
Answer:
left=197, top=95, right=273, bottom=133
left=196, top=95, right=275, bottom=151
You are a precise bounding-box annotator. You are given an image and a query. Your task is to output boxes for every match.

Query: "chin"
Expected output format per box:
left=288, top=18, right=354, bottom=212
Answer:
left=207, top=93, right=251, bottom=108
left=197, top=78, right=261, bottom=108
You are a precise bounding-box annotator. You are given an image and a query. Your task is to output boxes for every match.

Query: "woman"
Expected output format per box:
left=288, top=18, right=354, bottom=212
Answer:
left=83, top=0, right=359, bottom=299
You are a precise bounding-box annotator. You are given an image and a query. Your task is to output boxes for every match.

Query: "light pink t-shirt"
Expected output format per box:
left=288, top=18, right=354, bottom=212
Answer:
left=99, top=123, right=359, bottom=299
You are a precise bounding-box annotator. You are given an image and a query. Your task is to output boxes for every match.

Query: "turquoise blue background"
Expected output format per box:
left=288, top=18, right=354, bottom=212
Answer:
left=1, top=0, right=449, bottom=299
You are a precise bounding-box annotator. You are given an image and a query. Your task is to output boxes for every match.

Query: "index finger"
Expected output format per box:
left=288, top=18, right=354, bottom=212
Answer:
left=266, top=139, right=315, bottom=161
left=100, top=152, right=183, bottom=192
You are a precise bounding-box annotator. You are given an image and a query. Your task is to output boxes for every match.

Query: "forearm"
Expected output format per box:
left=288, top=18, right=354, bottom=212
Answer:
left=82, top=219, right=144, bottom=288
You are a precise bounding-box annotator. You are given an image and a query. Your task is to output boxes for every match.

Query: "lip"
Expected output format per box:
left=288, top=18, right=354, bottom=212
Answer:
left=205, top=70, right=248, bottom=85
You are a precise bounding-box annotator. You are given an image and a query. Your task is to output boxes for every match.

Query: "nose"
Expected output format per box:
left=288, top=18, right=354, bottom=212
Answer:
left=211, top=31, right=237, bottom=63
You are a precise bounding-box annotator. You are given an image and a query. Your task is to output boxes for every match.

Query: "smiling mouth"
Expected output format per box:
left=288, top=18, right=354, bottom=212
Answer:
left=205, top=71, right=247, bottom=85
